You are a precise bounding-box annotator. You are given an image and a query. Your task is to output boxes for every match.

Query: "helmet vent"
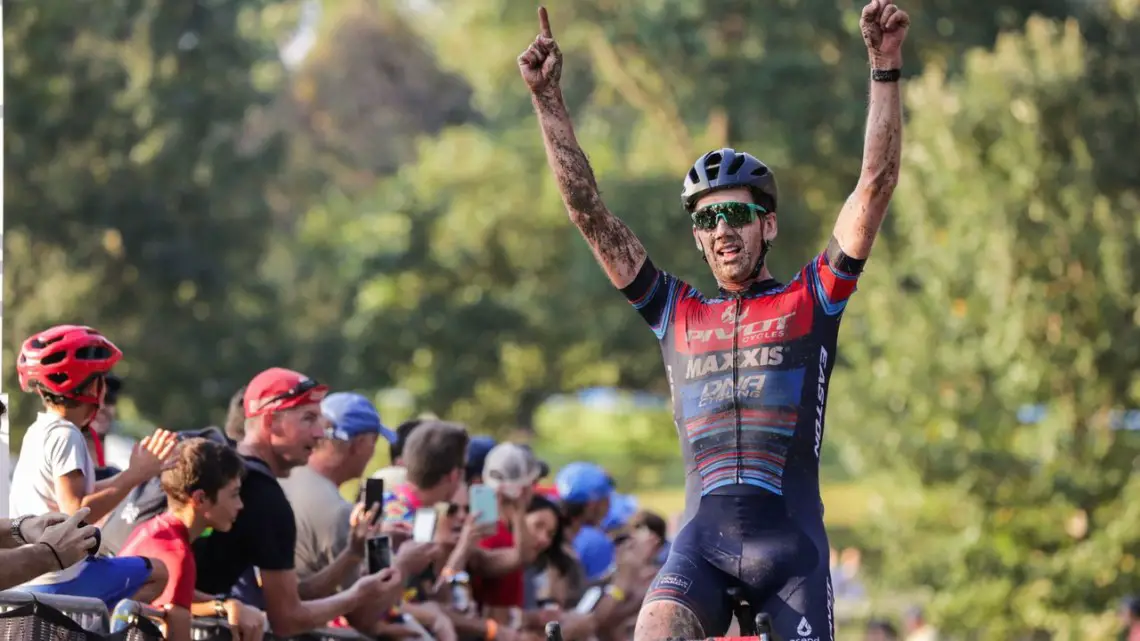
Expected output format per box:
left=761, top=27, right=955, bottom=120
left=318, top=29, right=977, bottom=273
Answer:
left=41, top=352, right=67, bottom=366
left=726, top=155, right=747, bottom=175
left=75, top=346, right=114, bottom=361
left=752, top=165, right=769, bottom=177
left=704, top=152, right=723, bottom=180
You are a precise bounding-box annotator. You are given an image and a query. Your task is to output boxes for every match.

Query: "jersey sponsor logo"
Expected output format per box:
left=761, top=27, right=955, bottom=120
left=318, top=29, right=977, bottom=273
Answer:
left=684, top=346, right=785, bottom=380
left=653, top=573, right=692, bottom=594
left=791, top=616, right=820, bottom=641
left=678, top=369, right=805, bottom=418
left=685, top=310, right=799, bottom=346
left=813, top=347, right=829, bottom=459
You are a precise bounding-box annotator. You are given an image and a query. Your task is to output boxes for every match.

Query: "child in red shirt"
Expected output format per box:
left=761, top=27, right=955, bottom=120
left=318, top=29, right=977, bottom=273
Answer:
left=119, top=438, right=246, bottom=641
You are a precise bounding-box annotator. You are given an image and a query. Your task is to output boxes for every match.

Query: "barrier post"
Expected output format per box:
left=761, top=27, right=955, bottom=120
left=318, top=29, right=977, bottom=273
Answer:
left=0, top=394, right=9, bottom=520
left=0, top=0, right=7, bottom=519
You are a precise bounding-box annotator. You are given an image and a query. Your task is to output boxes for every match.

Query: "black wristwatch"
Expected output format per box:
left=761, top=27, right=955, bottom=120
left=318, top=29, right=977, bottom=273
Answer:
left=11, top=515, right=31, bottom=546
left=871, top=68, right=902, bottom=82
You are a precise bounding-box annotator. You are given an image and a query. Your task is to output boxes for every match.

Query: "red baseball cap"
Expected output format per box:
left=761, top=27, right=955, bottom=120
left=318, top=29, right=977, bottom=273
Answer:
left=243, top=367, right=329, bottom=418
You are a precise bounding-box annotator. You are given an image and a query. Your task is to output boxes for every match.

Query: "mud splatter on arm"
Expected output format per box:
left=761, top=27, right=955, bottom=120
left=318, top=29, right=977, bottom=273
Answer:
left=833, top=74, right=904, bottom=260
left=531, top=88, right=647, bottom=289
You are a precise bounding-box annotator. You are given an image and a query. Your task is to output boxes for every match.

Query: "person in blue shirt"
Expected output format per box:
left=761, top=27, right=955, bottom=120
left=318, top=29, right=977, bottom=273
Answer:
left=556, top=462, right=615, bottom=582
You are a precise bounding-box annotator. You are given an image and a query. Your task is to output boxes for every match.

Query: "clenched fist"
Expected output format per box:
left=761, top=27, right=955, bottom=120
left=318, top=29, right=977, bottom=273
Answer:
left=517, top=7, right=562, bottom=95
left=860, top=0, right=910, bottom=66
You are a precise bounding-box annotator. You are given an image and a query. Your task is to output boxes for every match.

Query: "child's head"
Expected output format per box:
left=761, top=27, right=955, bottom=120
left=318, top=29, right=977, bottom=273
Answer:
left=161, top=438, right=246, bottom=532
left=17, top=325, right=122, bottom=426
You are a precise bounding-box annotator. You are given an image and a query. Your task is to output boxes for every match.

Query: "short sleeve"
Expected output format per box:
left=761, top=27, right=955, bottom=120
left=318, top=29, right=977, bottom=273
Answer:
left=620, top=258, right=689, bottom=340
left=167, top=548, right=197, bottom=609
left=44, top=425, right=92, bottom=479
left=805, top=251, right=859, bottom=316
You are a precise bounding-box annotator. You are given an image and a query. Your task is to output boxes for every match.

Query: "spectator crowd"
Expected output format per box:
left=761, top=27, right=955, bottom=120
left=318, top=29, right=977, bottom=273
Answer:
left=0, top=325, right=665, bottom=641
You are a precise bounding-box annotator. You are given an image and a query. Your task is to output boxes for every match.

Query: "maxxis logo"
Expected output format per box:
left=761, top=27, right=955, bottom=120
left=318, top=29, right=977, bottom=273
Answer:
left=813, top=346, right=829, bottom=459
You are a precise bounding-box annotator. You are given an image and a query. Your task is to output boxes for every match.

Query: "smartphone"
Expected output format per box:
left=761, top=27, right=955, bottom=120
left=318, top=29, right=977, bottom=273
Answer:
left=412, top=508, right=437, bottom=543
left=364, top=478, right=385, bottom=523
left=366, top=535, right=392, bottom=574
left=575, top=586, right=605, bottom=614
left=469, top=484, right=498, bottom=525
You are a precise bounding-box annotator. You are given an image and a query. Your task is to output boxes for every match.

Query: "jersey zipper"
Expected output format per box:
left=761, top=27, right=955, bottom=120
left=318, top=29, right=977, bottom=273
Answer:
left=731, top=295, right=743, bottom=485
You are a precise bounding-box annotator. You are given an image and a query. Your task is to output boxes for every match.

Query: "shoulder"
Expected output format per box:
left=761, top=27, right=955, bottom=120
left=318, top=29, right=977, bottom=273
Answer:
left=239, top=469, right=293, bottom=520
left=37, top=415, right=84, bottom=443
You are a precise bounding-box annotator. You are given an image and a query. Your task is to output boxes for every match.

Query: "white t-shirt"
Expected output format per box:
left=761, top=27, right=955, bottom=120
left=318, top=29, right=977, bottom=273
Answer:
left=10, top=412, right=96, bottom=517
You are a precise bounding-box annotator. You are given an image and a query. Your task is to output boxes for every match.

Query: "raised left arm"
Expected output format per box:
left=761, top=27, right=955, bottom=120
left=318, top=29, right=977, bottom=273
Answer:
left=832, top=0, right=910, bottom=261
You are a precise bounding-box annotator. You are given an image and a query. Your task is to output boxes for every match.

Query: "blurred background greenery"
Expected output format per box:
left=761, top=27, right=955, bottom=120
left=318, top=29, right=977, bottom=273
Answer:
left=5, top=0, right=1140, bottom=638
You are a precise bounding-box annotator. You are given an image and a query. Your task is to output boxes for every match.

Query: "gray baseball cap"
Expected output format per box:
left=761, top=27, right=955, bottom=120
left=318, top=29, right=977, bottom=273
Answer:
left=483, top=443, right=544, bottom=498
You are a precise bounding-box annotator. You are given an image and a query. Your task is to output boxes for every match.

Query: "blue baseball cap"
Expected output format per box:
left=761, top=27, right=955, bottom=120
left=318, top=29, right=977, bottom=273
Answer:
left=601, top=492, right=639, bottom=531
left=466, top=436, right=498, bottom=479
left=573, top=526, right=616, bottom=582
left=556, top=462, right=613, bottom=504
left=321, top=392, right=395, bottom=443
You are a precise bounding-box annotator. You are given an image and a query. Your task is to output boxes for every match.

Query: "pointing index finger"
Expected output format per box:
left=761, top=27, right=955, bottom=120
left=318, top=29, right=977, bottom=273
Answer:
left=538, top=6, right=553, bottom=39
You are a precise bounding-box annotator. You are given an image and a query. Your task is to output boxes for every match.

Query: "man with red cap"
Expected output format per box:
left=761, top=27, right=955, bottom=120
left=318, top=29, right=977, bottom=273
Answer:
left=191, top=367, right=403, bottom=639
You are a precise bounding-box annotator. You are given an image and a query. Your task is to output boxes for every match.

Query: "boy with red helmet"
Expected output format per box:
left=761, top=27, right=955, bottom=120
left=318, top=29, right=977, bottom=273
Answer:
left=10, top=324, right=176, bottom=607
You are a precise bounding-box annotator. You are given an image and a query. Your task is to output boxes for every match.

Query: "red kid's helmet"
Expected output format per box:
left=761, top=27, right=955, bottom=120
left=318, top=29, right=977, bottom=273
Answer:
left=18, top=325, right=123, bottom=405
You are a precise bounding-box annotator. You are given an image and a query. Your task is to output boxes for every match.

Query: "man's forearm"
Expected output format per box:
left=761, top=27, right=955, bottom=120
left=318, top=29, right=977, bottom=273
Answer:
left=531, top=88, right=607, bottom=220
left=273, top=590, right=360, bottom=637
left=530, top=87, right=647, bottom=288
left=0, top=544, right=59, bottom=589
left=858, top=58, right=904, bottom=198
left=298, top=549, right=361, bottom=600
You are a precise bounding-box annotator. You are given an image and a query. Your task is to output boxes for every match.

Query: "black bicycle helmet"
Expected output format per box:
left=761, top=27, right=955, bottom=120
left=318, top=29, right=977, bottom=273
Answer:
left=682, top=148, right=779, bottom=213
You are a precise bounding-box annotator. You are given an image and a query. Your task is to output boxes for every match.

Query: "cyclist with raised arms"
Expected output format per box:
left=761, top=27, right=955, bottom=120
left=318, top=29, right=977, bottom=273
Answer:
left=518, top=2, right=909, bottom=640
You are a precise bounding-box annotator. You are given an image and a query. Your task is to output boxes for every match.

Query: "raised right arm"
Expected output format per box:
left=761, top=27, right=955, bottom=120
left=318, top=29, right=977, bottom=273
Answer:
left=530, top=89, right=646, bottom=288
left=521, top=8, right=647, bottom=289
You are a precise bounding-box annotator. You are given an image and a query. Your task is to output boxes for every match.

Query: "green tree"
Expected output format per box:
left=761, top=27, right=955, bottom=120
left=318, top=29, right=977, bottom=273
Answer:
left=4, top=0, right=292, bottom=431
left=828, top=5, right=1140, bottom=638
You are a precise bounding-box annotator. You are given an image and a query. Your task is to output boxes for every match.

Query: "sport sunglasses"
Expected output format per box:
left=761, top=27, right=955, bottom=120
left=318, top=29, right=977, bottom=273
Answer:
left=690, top=202, right=769, bottom=230
left=253, top=377, right=324, bottom=414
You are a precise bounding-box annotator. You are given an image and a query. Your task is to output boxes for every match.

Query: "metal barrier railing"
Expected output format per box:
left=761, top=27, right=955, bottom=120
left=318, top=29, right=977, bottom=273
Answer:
left=0, top=589, right=110, bottom=633
left=111, top=599, right=371, bottom=641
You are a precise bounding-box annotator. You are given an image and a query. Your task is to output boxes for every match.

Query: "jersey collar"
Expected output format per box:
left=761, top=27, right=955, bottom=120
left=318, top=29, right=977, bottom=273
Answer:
left=718, top=278, right=781, bottom=298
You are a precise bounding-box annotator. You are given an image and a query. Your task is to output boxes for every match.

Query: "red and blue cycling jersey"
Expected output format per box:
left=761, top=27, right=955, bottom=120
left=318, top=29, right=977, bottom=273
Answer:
left=622, top=249, right=858, bottom=510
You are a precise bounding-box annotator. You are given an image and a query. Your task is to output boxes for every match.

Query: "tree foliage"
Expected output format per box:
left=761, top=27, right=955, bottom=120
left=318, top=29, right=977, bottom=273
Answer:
left=3, top=0, right=292, bottom=431
left=828, top=4, right=1140, bottom=637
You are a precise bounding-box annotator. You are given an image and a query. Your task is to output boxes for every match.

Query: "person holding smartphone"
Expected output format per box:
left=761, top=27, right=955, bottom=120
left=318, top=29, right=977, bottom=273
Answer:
left=280, top=392, right=397, bottom=596
left=191, top=369, right=403, bottom=638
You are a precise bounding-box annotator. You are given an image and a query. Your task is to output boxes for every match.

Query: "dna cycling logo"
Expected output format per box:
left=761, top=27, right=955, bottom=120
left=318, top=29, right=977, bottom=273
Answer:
left=791, top=616, right=820, bottom=641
